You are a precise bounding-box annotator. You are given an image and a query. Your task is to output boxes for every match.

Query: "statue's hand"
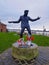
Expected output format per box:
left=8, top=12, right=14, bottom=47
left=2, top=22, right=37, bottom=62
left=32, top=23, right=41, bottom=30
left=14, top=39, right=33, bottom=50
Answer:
left=37, top=17, right=40, bottom=20
left=8, top=21, right=15, bottom=23
left=8, top=21, right=13, bottom=23
left=8, top=21, right=19, bottom=23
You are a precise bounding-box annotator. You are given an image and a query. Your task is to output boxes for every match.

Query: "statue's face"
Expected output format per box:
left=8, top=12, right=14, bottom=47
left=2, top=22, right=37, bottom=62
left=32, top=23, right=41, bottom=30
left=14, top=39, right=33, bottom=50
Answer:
left=25, top=12, right=28, bottom=15
left=24, top=11, right=28, bottom=16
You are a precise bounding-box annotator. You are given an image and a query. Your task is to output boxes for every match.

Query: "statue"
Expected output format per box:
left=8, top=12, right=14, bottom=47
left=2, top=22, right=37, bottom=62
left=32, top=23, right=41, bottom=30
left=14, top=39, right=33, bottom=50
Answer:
left=9, top=10, right=40, bottom=38
left=9, top=10, right=40, bottom=60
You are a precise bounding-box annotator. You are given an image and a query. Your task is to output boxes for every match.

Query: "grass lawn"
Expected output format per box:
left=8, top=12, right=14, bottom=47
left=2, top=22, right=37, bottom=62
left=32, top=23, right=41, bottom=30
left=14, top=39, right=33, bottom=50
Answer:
left=0, top=32, right=49, bottom=53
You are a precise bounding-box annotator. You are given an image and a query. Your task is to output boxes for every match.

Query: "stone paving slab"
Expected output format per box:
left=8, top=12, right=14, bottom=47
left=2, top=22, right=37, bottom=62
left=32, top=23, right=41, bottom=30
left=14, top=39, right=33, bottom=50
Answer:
left=0, top=47, right=49, bottom=65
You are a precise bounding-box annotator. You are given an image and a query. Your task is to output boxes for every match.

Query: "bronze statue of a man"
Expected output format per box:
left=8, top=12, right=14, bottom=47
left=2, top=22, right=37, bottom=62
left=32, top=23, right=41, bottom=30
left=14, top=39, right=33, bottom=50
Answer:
left=9, top=10, right=40, bottom=38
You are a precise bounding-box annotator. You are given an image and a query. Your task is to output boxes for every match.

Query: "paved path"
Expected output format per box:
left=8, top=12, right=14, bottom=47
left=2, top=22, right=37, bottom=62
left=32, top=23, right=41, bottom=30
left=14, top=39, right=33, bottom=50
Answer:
left=0, top=47, right=49, bottom=65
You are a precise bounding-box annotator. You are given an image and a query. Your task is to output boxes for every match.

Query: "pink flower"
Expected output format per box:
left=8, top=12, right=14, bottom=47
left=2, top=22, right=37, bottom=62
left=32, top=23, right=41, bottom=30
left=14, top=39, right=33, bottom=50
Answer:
left=17, top=39, right=22, bottom=45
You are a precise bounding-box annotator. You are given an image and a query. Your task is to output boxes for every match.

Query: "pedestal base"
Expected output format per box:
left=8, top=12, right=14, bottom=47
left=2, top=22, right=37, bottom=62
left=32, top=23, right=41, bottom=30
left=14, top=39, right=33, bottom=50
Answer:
left=12, top=42, right=38, bottom=60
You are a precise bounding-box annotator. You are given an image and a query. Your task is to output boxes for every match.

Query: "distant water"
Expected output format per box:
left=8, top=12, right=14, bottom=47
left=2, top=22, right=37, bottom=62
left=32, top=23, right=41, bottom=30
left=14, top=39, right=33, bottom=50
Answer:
left=8, top=29, right=49, bottom=36
left=36, top=32, right=49, bottom=36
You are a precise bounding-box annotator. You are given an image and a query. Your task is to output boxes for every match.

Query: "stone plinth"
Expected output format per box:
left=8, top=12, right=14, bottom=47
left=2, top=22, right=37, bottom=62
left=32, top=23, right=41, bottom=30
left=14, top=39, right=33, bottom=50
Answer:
left=12, top=42, right=38, bottom=60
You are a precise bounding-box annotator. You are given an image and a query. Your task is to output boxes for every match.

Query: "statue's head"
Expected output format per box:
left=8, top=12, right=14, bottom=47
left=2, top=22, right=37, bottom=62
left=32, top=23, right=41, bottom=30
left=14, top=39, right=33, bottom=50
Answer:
left=24, top=10, right=29, bottom=16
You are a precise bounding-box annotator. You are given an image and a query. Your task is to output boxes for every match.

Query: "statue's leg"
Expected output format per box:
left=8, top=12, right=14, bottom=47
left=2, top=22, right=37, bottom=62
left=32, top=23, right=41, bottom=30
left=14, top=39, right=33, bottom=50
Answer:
left=26, top=26, right=31, bottom=36
left=20, top=27, right=25, bottom=38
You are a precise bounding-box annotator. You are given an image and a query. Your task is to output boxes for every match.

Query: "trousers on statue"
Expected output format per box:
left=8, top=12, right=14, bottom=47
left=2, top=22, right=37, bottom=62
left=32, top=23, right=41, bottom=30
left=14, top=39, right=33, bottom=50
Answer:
left=20, top=26, right=31, bottom=38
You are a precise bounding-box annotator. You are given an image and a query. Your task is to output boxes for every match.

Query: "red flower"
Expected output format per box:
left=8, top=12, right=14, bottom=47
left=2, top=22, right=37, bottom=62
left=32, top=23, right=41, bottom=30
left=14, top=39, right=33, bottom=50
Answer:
left=31, top=36, right=34, bottom=41
left=26, top=36, right=34, bottom=41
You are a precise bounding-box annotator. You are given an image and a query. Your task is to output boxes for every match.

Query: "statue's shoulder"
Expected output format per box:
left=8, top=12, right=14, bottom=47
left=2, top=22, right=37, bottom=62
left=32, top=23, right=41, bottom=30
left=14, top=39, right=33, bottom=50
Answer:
left=27, top=16, right=31, bottom=19
left=20, top=15, right=23, bottom=18
left=20, top=15, right=24, bottom=17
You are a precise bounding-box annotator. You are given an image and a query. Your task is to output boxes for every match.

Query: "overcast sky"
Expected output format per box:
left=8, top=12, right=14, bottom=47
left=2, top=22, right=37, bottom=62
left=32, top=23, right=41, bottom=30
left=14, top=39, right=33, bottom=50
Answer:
left=0, top=0, right=49, bottom=30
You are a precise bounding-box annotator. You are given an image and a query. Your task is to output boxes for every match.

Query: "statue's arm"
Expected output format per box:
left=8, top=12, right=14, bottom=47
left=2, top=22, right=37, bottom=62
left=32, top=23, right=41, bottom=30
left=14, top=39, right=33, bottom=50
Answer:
left=29, top=17, right=40, bottom=22
left=8, top=17, right=21, bottom=23
left=8, top=21, right=18, bottom=23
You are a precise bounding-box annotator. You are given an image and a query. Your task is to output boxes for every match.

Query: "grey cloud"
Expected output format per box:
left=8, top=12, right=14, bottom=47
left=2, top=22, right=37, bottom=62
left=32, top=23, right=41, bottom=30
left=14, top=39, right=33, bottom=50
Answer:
left=0, top=0, right=49, bottom=30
